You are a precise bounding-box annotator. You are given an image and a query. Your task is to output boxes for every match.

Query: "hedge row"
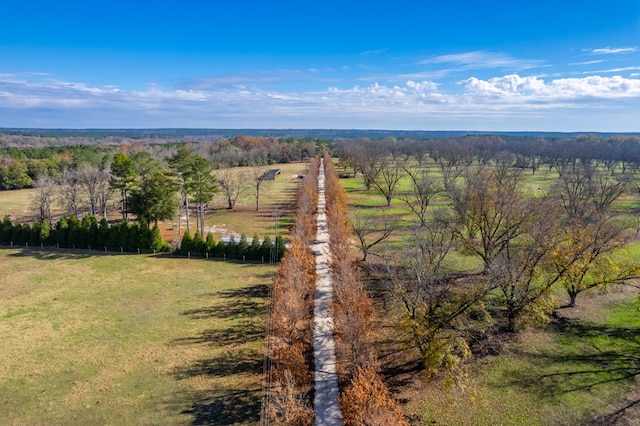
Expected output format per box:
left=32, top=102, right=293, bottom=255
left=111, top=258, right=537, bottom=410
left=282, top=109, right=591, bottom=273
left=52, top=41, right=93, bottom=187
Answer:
left=177, top=230, right=285, bottom=262
left=0, top=215, right=169, bottom=253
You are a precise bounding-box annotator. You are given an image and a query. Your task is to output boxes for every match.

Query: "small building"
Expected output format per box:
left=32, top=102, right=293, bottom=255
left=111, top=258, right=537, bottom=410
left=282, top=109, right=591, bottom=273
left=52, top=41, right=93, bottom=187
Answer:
left=261, top=169, right=281, bottom=180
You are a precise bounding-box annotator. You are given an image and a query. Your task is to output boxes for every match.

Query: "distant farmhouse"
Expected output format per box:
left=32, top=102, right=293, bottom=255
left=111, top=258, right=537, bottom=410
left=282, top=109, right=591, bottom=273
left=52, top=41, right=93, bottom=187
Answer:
left=261, top=169, right=281, bottom=180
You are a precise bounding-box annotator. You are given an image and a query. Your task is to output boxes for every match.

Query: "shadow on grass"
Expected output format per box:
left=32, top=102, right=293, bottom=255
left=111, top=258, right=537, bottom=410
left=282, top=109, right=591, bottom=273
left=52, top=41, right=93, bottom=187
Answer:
left=172, top=319, right=264, bottom=346
left=174, top=388, right=262, bottom=426
left=170, top=283, right=268, bottom=425
left=501, top=317, right=640, bottom=423
left=172, top=348, right=264, bottom=379
left=2, top=246, right=132, bottom=260
left=181, top=284, right=270, bottom=319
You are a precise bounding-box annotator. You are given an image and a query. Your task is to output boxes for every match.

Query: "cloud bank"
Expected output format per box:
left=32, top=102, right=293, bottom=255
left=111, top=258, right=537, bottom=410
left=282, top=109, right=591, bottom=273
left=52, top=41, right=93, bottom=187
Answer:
left=1, top=71, right=639, bottom=131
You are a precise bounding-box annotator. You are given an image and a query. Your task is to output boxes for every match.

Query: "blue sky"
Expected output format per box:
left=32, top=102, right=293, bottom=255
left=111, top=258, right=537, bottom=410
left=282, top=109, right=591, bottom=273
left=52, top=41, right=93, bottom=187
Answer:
left=1, top=1, right=640, bottom=131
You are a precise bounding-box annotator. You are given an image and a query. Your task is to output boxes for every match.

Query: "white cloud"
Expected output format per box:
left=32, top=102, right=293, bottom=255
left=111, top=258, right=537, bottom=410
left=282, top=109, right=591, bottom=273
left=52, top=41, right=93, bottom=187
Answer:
left=591, top=47, right=638, bottom=55
left=569, top=60, right=605, bottom=66
left=418, top=50, right=544, bottom=71
left=462, top=74, right=640, bottom=101
left=359, top=48, right=389, bottom=56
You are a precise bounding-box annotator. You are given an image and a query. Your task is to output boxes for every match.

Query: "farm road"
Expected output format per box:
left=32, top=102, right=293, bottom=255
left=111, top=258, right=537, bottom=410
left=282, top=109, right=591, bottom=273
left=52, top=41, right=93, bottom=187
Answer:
left=311, top=158, right=343, bottom=425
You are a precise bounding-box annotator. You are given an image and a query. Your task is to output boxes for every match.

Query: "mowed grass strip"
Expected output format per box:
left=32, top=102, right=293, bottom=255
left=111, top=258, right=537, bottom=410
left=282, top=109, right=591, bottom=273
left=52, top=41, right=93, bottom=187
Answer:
left=0, top=249, right=272, bottom=425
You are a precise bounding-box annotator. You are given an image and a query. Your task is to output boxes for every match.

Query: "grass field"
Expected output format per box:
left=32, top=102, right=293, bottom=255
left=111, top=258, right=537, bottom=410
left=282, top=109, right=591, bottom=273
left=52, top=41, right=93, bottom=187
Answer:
left=0, top=249, right=273, bottom=425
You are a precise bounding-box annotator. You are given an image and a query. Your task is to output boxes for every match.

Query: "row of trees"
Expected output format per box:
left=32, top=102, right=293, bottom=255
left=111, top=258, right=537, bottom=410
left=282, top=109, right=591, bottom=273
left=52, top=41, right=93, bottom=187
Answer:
left=0, top=215, right=169, bottom=253
left=265, top=158, right=319, bottom=424
left=323, top=155, right=408, bottom=424
left=178, top=231, right=285, bottom=262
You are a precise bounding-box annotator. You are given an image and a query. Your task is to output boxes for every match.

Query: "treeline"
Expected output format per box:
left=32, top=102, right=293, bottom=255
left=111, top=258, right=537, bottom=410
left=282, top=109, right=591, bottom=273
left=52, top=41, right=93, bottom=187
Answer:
left=0, top=134, right=320, bottom=191
left=334, top=134, right=640, bottom=178
left=0, top=215, right=168, bottom=253
left=265, top=157, right=319, bottom=425
left=323, top=155, right=407, bottom=425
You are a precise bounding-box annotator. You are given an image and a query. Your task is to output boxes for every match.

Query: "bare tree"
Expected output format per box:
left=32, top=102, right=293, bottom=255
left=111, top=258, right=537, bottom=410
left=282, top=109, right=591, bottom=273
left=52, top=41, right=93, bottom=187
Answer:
left=31, top=176, right=57, bottom=225
left=78, top=165, right=103, bottom=215
left=378, top=220, right=487, bottom=378
left=370, top=157, right=406, bottom=206
left=250, top=164, right=267, bottom=211
left=350, top=211, right=397, bottom=261
left=400, top=165, right=442, bottom=226
left=96, top=170, right=113, bottom=218
left=216, top=168, right=247, bottom=210
left=447, top=164, right=539, bottom=272
left=58, top=169, right=83, bottom=217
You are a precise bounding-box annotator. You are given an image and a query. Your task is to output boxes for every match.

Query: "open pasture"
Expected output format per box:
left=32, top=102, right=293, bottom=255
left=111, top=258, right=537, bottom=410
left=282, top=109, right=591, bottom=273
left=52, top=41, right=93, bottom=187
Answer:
left=0, top=249, right=272, bottom=425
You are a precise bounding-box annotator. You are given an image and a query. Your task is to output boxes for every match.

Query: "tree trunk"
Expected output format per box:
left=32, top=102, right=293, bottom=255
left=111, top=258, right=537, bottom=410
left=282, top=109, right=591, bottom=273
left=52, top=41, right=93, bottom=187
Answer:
left=568, top=290, right=578, bottom=308
left=185, top=198, right=190, bottom=233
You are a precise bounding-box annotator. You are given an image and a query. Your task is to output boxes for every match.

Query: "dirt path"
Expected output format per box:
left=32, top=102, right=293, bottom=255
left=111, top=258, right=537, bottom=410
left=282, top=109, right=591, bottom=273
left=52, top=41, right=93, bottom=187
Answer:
left=311, top=158, right=343, bottom=425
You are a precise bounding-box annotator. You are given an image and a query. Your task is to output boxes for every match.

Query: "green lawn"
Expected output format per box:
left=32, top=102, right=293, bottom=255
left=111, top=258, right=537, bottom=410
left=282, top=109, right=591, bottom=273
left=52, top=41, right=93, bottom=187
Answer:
left=0, top=249, right=273, bottom=425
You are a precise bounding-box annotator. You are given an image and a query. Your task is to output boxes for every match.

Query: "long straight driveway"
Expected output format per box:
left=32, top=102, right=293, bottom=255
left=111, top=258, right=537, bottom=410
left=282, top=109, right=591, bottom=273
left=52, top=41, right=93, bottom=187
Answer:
left=311, top=158, right=343, bottom=425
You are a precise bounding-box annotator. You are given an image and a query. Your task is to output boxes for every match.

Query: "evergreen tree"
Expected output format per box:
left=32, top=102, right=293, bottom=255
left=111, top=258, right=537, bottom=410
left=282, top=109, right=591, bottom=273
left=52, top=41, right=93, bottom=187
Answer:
left=149, top=225, right=167, bottom=252
left=205, top=232, right=216, bottom=253
left=276, top=235, right=286, bottom=261
left=213, top=239, right=226, bottom=258
left=180, top=230, right=193, bottom=255
left=136, top=219, right=151, bottom=250
left=56, top=217, right=70, bottom=248
left=237, top=233, right=249, bottom=258
left=30, top=220, right=42, bottom=245
left=110, top=152, right=136, bottom=219
left=192, top=232, right=205, bottom=254
left=226, top=237, right=238, bottom=258
left=249, top=233, right=261, bottom=260
left=39, top=218, right=51, bottom=245
left=0, top=216, right=12, bottom=243
left=83, top=215, right=99, bottom=248
left=260, top=235, right=273, bottom=261
left=126, top=222, right=140, bottom=252
left=129, top=167, right=178, bottom=227
left=97, top=217, right=110, bottom=248
left=68, top=216, right=84, bottom=248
